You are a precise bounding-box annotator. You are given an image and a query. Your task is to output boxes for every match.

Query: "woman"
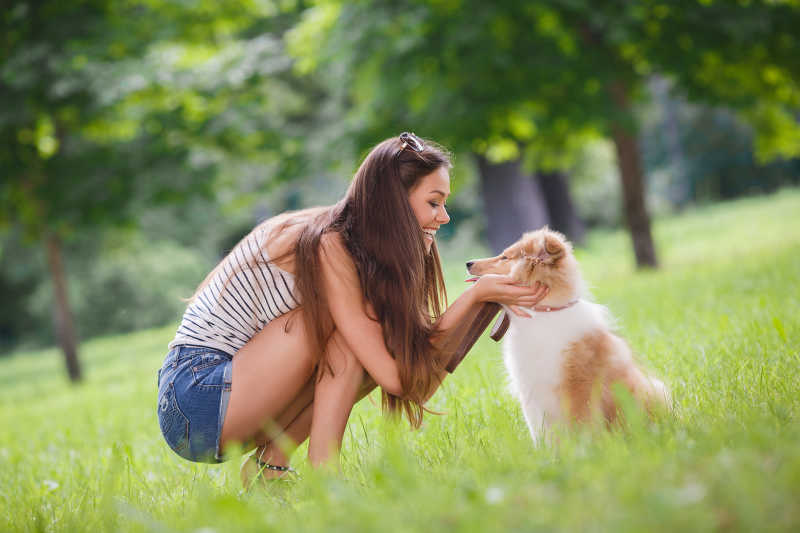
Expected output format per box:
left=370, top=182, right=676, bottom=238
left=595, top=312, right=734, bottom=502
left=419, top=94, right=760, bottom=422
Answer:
left=156, top=133, right=549, bottom=486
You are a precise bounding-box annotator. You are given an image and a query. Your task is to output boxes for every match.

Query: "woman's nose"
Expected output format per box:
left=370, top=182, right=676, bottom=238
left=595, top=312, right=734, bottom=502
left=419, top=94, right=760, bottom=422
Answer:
left=438, top=206, right=450, bottom=223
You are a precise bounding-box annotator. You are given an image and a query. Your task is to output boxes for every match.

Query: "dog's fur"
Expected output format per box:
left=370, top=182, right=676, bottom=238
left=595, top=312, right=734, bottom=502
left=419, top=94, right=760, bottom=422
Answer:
left=468, top=227, right=669, bottom=443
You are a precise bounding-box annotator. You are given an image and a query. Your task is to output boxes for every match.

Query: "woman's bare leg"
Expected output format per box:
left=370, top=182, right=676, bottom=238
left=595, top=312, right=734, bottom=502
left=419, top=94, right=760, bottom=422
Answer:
left=241, top=353, right=376, bottom=485
left=247, top=374, right=315, bottom=452
left=241, top=403, right=315, bottom=486
left=219, top=305, right=377, bottom=484
left=220, top=309, right=319, bottom=450
left=254, top=370, right=377, bottom=470
left=308, top=332, right=367, bottom=468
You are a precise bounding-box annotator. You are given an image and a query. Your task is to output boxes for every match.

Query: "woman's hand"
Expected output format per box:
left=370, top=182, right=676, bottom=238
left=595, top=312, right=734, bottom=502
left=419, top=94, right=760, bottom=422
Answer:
left=471, top=274, right=549, bottom=317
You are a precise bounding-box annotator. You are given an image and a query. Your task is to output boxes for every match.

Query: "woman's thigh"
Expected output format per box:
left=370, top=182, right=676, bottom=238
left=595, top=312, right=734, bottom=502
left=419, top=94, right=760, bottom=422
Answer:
left=219, top=309, right=319, bottom=449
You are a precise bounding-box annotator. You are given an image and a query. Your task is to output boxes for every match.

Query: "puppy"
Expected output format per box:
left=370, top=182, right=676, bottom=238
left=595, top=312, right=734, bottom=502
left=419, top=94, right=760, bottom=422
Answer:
left=467, top=227, right=669, bottom=443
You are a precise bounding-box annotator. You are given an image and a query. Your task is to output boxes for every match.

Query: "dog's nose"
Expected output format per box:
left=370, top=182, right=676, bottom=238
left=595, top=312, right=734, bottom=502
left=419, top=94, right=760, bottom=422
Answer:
left=465, top=261, right=474, bottom=269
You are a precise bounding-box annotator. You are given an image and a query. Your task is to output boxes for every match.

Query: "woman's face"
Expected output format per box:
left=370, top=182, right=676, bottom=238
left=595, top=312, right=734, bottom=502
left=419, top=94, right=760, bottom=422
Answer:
left=408, top=166, right=451, bottom=252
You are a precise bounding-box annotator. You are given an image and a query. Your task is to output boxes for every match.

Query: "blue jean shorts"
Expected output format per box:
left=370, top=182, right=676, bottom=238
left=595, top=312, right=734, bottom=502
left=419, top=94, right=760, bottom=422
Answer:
left=157, top=345, right=233, bottom=463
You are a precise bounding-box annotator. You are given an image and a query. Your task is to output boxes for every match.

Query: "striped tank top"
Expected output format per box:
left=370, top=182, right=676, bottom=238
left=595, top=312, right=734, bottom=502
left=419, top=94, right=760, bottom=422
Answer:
left=168, top=227, right=300, bottom=356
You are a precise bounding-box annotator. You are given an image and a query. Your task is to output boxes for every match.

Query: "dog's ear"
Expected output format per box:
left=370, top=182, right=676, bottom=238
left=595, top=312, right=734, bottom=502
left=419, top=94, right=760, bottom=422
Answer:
left=540, top=234, right=566, bottom=262
left=544, top=236, right=561, bottom=255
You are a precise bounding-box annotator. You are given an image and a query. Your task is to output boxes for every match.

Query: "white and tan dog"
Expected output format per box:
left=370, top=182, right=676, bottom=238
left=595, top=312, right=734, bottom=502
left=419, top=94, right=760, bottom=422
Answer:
left=467, top=227, right=669, bottom=444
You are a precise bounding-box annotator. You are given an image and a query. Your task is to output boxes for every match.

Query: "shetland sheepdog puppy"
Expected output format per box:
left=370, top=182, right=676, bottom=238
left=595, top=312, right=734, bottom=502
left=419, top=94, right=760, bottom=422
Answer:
left=467, top=227, right=669, bottom=444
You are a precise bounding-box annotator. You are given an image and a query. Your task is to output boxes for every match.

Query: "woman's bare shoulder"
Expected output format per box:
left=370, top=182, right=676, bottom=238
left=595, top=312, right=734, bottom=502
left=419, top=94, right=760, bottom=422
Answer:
left=319, top=230, right=361, bottom=284
left=259, top=206, right=332, bottom=273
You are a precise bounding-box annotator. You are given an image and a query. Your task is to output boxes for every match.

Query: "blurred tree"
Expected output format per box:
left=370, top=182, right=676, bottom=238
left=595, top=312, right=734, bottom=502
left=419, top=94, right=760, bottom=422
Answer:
left=636, top=0, right=800, bottom=163
left=289, top=0, right=799, bottom=267
left=289, top=1, right=655, bottom=262
left=0, top=231, right=41, bottom=352
left=474, top=156, right=550, bottom=253
left=642, top=97, right=800, bottom=204
left=0, top=1, right=312, bottom=376
left=1, top=0, right=161, bottom=380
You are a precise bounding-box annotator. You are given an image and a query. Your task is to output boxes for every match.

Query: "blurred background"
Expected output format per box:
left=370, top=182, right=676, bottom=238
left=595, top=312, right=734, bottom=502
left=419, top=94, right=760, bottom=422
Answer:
left=1, top=0, right=798, bottom=379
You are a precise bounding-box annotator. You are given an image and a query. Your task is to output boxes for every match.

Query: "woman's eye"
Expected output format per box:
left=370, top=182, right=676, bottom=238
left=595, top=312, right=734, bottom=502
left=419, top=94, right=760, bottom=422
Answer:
left=501, top=256, right=508, bottom=260
left=429, top=202, right=439, bottom=208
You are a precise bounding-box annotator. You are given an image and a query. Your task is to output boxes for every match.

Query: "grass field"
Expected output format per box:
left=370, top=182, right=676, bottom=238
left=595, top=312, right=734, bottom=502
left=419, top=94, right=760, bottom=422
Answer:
left=1, top=190, right=798, bottom=532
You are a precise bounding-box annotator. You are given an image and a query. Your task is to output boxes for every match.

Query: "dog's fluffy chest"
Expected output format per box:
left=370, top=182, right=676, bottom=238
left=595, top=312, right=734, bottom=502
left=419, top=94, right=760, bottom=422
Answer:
left=502, top=301, right=608, bottom=412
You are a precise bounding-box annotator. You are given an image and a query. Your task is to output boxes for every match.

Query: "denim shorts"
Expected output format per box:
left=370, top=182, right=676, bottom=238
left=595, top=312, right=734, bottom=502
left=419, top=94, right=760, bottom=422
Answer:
left=157, top=345, right=233, bottom=463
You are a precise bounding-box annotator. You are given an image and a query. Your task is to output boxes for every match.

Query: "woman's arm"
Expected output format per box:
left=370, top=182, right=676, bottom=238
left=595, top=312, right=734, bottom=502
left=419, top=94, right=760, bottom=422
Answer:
left=319, top=232, right=404, bottom=396
left=421, top=275, right=549, bottom=401
left=320, top=232, right=547, bottom=400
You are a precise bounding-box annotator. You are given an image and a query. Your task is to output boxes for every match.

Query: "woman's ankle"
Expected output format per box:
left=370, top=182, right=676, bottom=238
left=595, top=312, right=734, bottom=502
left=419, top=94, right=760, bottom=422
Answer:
left=255, top=444, right=288, bottom=468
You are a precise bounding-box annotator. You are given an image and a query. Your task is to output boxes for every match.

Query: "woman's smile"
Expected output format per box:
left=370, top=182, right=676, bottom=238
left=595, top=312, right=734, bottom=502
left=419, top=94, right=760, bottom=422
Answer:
left=422, top=227, right=438, bottom=242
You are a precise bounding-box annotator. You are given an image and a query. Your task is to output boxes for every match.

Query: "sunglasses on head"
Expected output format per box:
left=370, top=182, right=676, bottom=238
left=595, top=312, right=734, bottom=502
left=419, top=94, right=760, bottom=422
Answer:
left=398, top=132, right=424, bottom=154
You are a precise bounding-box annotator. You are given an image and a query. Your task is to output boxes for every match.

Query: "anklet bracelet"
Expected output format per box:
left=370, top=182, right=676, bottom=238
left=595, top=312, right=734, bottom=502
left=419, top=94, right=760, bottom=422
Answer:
left=254, top=457, right=295, bottom=473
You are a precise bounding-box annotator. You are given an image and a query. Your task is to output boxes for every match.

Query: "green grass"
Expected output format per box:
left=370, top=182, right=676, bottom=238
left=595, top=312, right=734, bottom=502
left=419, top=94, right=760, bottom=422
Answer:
left=2, top=189, right=799, bottom=532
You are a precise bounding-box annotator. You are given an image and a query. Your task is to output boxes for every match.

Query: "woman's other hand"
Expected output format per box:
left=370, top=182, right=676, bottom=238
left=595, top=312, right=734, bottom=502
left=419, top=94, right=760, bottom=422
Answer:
left=471, top=274, right=548, bottom=317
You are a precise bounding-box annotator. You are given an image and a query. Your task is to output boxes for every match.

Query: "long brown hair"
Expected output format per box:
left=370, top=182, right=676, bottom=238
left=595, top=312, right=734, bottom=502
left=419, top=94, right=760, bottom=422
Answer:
left=291, top=135, right=452, bottom=427
left=193, top=134, right=452, bottom=427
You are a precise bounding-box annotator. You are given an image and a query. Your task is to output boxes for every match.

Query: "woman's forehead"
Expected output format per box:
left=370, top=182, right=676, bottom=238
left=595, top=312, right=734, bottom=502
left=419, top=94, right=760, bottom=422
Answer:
left=419, top=167, right=451, bottom=195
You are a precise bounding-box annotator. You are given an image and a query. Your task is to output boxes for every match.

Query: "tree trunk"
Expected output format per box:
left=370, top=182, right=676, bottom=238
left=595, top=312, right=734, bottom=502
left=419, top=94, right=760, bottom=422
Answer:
left=475, top=154, right=550, bottom=254
left=609, top=83, right=659, bottom=269
left=536, top=171, right=586, bottom=245
left=44, top=233, right=82, bottom=382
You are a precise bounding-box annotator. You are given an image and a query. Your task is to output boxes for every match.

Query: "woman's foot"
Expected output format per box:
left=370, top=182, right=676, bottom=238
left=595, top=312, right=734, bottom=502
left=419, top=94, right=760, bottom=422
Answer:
left=240, top=449, right=296, bottom=489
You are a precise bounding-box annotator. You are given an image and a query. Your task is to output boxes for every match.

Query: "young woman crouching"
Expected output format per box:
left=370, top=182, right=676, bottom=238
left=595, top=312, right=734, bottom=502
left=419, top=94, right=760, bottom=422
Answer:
left=156, top=133, right=548, bottom=486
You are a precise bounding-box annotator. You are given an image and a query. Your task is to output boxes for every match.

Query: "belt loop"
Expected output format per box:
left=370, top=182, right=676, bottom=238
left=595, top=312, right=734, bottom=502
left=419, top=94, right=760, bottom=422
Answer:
left=169, top=346, right=179, bottom=368
left=223, top=358, right=233, bottom=391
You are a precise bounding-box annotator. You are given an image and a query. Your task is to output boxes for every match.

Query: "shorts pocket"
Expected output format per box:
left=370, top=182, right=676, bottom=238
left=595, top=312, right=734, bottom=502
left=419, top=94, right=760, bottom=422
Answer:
left=191, top=353, right=228, bottom=389
left=158, top=382, right=190, bottom=456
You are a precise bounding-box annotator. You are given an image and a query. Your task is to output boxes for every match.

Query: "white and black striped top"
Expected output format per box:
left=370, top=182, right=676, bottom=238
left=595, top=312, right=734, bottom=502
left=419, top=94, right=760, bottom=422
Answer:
left=168, top=227, right=300, bottom=356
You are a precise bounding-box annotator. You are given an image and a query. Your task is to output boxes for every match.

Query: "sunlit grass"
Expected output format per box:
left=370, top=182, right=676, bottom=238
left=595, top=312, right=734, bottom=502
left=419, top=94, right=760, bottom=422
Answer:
left=1, top=189, right=799, bottom=532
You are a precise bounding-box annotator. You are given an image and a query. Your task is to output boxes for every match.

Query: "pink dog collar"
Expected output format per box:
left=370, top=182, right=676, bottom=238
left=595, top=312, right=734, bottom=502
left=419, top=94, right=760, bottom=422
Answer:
left=532, top=300, right=579, bottom=313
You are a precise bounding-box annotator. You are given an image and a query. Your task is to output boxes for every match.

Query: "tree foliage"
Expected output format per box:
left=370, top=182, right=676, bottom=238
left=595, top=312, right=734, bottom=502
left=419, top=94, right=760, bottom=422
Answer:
left=0, top=0, right=316, bottom=376
left=2, top=0, right=797, bottom=361
left=289, top=0, right=799, bottom=265
left=634, top=0, right=800, bottom=161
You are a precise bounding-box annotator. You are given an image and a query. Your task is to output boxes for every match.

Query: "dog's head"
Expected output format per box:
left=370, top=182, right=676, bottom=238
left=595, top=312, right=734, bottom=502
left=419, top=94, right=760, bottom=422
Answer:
left=467, top=226, right=585, bottom=301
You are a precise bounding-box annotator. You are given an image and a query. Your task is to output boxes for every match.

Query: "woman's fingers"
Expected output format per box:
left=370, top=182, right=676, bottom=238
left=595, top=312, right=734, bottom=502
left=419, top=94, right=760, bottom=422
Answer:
left=532, top=284, right=549, bottom=303
left=508, top=283, right=549, bottom=307
left=477, top=275, right=550, bottom=307
left=508, top=282, right=548, bottom=299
